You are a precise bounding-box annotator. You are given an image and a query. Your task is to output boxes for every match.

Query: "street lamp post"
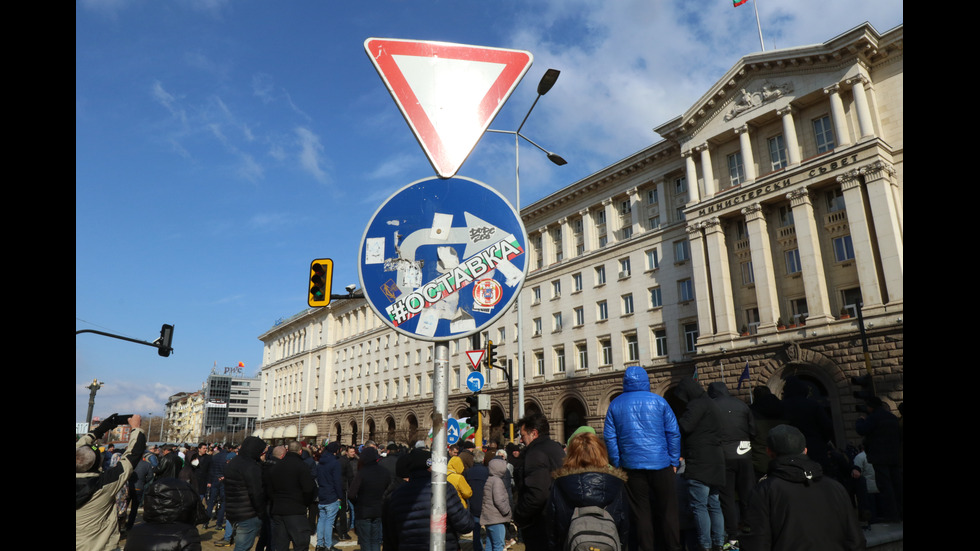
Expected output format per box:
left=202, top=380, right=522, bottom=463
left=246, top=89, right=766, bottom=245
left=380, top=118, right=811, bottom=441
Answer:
left=485, top=68, right=566, bottom=424
left=85, top=379, right=103, bottom=429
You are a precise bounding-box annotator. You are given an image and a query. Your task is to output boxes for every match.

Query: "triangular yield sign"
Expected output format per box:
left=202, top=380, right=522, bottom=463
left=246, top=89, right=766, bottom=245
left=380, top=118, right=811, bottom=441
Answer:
left=365, top=38, right=533, bottom=178
left=466, top=349, right=486, bottom=371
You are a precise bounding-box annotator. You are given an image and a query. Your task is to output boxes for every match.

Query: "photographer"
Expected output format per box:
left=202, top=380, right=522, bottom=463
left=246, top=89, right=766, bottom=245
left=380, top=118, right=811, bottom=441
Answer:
left=76, top=413, right=145, bottom=551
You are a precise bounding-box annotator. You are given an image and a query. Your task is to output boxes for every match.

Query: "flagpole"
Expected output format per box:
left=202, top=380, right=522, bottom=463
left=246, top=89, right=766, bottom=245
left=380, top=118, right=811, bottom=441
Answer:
left=754, top=0, right=765, bottom=51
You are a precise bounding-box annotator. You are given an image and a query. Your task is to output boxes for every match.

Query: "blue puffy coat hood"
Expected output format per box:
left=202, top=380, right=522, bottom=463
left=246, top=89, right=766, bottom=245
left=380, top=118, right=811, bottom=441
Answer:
left=623, top=365, right=651, bottom=393
left=603, top=366, right=681, bottom=471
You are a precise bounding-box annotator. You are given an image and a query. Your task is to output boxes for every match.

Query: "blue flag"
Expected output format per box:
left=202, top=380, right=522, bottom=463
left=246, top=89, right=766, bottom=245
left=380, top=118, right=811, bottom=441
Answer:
left=737, top=361, right=750, bottom=390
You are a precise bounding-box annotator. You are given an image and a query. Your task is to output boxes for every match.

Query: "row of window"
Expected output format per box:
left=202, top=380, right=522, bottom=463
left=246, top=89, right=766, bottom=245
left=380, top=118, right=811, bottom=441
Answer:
left=530, top=323, right=701, bottom=376
left=531, top=178, right=690, bottom=267
left=530, top=281, right=693, bottom=336
left=725, top=115, right=837, bottom=187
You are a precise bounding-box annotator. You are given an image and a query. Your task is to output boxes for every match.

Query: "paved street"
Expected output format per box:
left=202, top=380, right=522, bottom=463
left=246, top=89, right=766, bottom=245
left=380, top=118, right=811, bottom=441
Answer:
left=123, top=525, right=529, bottom=551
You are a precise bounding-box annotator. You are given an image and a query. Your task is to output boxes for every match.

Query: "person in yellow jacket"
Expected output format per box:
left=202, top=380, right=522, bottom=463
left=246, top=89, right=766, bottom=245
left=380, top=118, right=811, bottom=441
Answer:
left=447, top=456, right=473, bottom=508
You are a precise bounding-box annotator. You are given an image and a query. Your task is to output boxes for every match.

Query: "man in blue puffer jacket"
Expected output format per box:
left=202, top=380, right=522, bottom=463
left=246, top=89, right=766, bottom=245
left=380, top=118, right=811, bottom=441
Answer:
left=604, top=365, right=682, bottom=551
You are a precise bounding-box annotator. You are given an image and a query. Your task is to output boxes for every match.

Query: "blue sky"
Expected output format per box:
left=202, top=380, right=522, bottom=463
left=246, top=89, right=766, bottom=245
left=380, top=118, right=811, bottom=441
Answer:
left=76, top=0, right=902, bottom=423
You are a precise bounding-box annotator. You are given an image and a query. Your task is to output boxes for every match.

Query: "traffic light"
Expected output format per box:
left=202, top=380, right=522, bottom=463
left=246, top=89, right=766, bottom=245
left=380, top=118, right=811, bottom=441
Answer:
left=485, top=339, right=497, bottom=369
left=851, top=374, right=875, bottom=411
left=158, top=324, right=174, bottom=357
left=309, top=259, right=333, bottom=307
left=464, top=394, right=479, bottom=419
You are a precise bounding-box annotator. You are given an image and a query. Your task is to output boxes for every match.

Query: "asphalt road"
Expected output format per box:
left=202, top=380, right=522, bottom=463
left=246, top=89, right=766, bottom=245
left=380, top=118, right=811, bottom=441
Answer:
left=122, top=525, right=528, bottom=551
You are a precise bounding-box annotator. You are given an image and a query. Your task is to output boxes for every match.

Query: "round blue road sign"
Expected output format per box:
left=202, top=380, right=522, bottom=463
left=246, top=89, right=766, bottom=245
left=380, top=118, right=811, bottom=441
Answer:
left=446, top=417, right=461, bottom=445
left=466, top=371, right=485, bottom=393
left=358, top=176, right=528, bottom=342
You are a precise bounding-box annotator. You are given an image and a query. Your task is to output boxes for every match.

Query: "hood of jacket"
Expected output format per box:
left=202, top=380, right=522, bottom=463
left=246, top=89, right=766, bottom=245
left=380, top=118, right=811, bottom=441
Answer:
left=239, top=436, right=267, bottom=461
left=766, top=454, right=824, bottom=486
left=448, top=456, right=465, bottom=476
left=676, top=377, right=706, bottom=404
left=75, top=473, right=99, bottom=509
left=623, top=365, right=651, bottom=393
left=360, top=446, right=380, bottom=466
left=142, top=477, right=203, bottom=524
left=488, top=458, right=508, bottom=478
left=707, top=381, right=731, bottom=399
left=551, top=466, right=627, bottom=509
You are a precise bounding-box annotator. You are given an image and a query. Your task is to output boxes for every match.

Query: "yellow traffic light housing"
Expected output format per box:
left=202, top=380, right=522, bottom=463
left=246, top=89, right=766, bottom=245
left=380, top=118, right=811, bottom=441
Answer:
left=485, top=339, right=498, bottom=369
left=309, top=259, right=333, bottom=307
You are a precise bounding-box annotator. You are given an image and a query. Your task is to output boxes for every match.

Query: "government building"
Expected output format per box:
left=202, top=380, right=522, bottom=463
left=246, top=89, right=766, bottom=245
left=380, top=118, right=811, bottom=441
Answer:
left=254, top=23, right=903, bottom=450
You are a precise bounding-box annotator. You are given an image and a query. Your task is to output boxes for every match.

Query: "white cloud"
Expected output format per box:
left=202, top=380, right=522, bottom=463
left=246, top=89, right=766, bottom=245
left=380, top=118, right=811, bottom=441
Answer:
left=151, top=81, right=188, bottom=127
left=295, top=127, right=330, bottom=184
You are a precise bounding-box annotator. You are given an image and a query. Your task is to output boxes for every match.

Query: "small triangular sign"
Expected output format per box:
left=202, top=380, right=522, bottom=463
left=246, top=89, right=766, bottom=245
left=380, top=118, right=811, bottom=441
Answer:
left=466, top=350, right=486, bottom=371
left=365, top=38, right=533, bottom=178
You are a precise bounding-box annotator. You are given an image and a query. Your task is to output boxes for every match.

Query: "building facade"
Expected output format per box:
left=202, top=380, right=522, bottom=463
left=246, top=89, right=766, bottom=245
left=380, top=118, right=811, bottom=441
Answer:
left=256, top=23, right=902, bottom=449
left=164, top=391, right=204, bottom=443
left=202, top=368, right=260, bottom=441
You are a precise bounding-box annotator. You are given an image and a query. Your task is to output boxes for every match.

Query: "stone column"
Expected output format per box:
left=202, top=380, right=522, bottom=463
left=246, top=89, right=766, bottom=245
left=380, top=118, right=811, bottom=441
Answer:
left=628, top=187, right=642, bottom=235
left=687, top=224, right=714, bottom=338
left=778, top=106, right=801, bottom=166
left=656, top=179, right=668, bottom=226
left=860, top=161, right=903, bottom=303
left=603, top=198, right=617, bottom=245
left=846, top=75, right=876, bottom=140
left=743, top=203, right=780, bottom=330
left=683, top=150, right=701, bottom=203
left=579, top=209, right=594, bottom=253
left=825, top=83, right=851, bottom=149
left=788, top=189, right=834, bottom=325
left=736, top=124, right=757, bottom=183
left=699, top=143, right=716, bottom=197
left=837, top=170, right=884, bottom=309
left=703, top=218, right=739, bottom=338
left=558, top=217, right=572, bottom=262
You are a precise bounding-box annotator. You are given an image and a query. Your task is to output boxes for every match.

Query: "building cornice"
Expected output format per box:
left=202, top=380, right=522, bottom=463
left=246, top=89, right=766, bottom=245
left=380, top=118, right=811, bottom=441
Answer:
left=654, top=22, right=903, bottom=144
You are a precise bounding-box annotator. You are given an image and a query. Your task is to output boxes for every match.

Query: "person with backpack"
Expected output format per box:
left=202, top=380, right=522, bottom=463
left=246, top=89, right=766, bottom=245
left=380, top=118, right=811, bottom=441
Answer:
left=547, top=427, right=629, bottom=551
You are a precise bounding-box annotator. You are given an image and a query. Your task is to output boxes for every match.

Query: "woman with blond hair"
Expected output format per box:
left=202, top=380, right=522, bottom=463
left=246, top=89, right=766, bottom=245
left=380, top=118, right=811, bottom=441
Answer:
left=547, top=427, right=629, bottom=551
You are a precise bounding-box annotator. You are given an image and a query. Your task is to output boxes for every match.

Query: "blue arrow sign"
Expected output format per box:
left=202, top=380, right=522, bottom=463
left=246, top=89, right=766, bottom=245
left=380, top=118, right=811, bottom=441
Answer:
left=446, top=418, right=460, bottom=445
left=358, top=176, right=528, bottom=341
left=466, top=371, right=485, bottom=393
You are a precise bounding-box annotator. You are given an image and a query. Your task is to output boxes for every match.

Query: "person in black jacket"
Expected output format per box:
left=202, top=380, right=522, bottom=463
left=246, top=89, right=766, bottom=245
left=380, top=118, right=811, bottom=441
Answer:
left=191, top=444, right=212, bottom=501
left=514, top=412, right=565, bottom=551
left=316, top=442, right=343, bottom=551
left=155, top=445, right=182, bottom=480
left=676, top=377, right=726, bottom=551
left=856, top=397, right=902, bottom=522
left=740, top=425, right=865, bottom=551
left=269, top=441, right=317, bottom=551
left=707, top=381, right=757, bottom=547
left=382, top=449, right=474, bottom=551
left=349, top=446, right=392, bottom=551
left=463, top=450, right=490, bottom=551
left=256, top=446, right=285, bottom=551
left=125, top=477, right=206, bottom=551
left=547, top=430, right=629, bottom=551
left=222, top=436, right=268, bottom=550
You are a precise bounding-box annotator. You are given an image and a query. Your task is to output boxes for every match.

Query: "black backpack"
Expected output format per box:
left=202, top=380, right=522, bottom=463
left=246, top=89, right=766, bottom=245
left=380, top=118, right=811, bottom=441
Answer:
left=565, top=505, right=621, bottom=551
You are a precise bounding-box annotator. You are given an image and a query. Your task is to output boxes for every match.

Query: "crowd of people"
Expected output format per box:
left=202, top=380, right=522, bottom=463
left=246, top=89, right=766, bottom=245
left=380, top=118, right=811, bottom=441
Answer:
left=76, top=368, right=902, bottom=551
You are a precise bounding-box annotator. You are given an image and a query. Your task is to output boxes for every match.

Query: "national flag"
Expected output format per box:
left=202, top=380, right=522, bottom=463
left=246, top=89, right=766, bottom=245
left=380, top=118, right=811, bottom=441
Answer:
left=734, top=0, right=749, bottom=6
left=692, top=366, right=699, bottom=381
left=737, top=361, right=751, bottom=390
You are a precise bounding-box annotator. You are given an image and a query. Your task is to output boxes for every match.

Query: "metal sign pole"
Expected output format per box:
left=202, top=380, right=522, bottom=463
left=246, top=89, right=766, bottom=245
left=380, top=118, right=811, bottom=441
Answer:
left=430, top=342, right=449, bottom=551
